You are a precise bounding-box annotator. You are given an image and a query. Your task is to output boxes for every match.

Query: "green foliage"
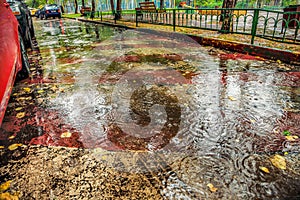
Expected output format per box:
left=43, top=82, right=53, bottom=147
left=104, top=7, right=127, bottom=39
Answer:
left=283, top=130, right=291, bottom=136
left=25, top=0, right=60, bottom=8
left=196, top=0, right=223, bottom=8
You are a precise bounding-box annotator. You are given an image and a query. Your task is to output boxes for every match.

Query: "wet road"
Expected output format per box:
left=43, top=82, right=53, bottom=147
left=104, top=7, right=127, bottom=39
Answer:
left=0, top=18, right=300, bottom=199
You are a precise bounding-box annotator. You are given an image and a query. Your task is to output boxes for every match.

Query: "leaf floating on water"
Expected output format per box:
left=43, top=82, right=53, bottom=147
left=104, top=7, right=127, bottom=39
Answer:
left=207, top=183, right=218, bottom=192
left=61, top=131, right=72, bottom=138
left=270, top=154, right=286, bottom=170
left=259, top=166, right=270, bottom=173
left=0, top=181, right=11, bottom=192
left=285, top=135, right=298, bottom=141
left=228, top=96, right=236, bottom=101
left=16, top=112, right=25, bottom=119
left=23, top=87, right=31, bottom=93
left=8, top=144, right=22, bottom=151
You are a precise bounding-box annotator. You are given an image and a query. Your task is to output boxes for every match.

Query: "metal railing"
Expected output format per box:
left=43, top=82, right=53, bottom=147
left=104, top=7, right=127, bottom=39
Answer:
left=85, top=8, right=300, bottom=45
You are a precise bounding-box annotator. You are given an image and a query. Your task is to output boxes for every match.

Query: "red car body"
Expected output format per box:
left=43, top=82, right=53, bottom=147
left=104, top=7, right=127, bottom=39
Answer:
left=0, top=0, right=22, bottom=125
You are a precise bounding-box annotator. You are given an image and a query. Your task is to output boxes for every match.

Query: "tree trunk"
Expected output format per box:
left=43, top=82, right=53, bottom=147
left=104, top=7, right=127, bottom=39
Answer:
left=115, top=0, right=122, bottom=19
left=110, top=0, right=115, bottom=14
left=160, top=0, right=164, bottom=9
left=220, top=0, right=237, bottom=32
left=74, top=0, right=78, bottom=14
left=257, top=0, right=263, bottom=8
left=91, top=0, right=95, bottom=18
left=82, top=0, right=85, bottom=8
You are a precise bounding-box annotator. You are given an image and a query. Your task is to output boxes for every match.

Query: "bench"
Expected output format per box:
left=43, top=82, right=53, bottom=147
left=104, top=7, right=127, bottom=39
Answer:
left=197, top=9, right=247, bottom=17
left=80, top=6, right=91, bottom=16
left=136, top=2, right=162, bottom=22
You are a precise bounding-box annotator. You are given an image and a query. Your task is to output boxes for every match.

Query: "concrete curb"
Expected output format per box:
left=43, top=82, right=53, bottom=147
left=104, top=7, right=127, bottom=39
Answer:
left=64, top=16, right=300, bottom=66
left=188, top=35, right=300, bottom=65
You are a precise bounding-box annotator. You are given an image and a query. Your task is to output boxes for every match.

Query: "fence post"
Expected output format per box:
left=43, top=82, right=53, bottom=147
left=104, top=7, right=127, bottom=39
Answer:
left=173, top=9, right=176, bottom=32
left=136, top=10, right=138, bottom=27
left=251, top=9, right=259, bottom=45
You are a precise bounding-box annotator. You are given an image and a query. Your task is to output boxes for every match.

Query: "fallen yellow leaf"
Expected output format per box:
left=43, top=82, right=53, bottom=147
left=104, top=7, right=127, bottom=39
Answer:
left=16, top=112, right=25, bottom=119
left=228, top=96, right=236, bottom=101
left=285, top=135, right=299, bottom=141
left=8, top=135, right=15, bottom=140
left=51, top=85, right=58, bottom=91
left=207, top=183, right=218, bottom=192
left=0, top=192, right=18, bottom=200
left=23, top=87, right=31, bottom=93
left=0, top=146, right=4, bottom=149
left=15, top=107, right=23, bottom=111
left=259, top=166, right=270, bottom=173
left=37, top=90, right=44, bottom=94
left=8, top=144, right=22, bottom=151
left=270, top=154, right=286, bottom=170
left=0, top=181, right=11, bottom=192
left=61, top=131, right=72, bottom=138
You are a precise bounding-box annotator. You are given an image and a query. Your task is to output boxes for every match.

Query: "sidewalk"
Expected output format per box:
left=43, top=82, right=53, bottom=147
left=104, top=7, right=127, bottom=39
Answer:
left=63, top=14, right=300, bottom=65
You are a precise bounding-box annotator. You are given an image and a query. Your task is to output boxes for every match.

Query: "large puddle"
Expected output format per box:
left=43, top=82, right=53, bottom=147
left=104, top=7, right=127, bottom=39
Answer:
left=0, top=18, right=299, bottom=199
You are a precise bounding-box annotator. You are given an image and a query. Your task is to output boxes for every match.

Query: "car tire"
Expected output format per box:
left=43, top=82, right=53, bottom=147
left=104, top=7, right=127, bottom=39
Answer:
left=24, top=30, right=33, bottom=50
left=17, top=32, right=30, bottom=81
left=29, top=18, right=35, bottom=38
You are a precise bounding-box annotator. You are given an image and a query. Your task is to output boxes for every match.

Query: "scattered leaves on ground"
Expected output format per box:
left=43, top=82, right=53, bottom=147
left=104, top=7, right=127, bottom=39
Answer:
left=259, top=166, right=270, bottom=173
left=207, top=183, right=218, bottom=192
left=16, top=112, right=25, bottom=119
left=8, top=144, right=23, bottom=151
left=61, top=131, right=72, bottom=138
left=270, top=154, right=286, bottom=170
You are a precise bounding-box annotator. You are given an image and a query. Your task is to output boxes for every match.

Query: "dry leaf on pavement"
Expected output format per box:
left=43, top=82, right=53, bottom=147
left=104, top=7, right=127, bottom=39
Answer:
left=270, top=154, right=286, bottom=170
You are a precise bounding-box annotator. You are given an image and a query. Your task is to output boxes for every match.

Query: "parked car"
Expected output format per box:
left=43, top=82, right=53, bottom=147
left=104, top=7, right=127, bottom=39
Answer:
left=7, top=0, right=34, bottom=49
left=34, top=5, right=43, bottom=18
left=0, top=0, right=31, bottom=126
left=35, top=8, right=41, bottom=18
left=39, top=4, right=61, bottom=19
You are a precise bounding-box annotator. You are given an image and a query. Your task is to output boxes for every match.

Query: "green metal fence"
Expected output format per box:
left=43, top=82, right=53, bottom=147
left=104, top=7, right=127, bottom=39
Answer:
left=87, top=8, right=300, bottom=45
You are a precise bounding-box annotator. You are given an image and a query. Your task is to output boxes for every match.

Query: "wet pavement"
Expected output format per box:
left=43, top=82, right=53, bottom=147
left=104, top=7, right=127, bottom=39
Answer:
left=0, top=18, right=300, bottom=199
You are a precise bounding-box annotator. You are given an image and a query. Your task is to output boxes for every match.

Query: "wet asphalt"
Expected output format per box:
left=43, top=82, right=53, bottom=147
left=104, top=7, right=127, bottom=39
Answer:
left=0, top=18, right=299, bottom=199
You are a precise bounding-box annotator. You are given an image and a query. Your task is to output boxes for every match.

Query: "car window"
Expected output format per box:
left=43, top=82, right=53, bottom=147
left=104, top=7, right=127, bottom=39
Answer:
left=45, top=4, right=58, bottom=9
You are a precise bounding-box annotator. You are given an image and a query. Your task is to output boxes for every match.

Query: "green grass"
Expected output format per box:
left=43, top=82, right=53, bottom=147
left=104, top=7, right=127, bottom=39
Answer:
left=62, top=13, right=81, bottom=18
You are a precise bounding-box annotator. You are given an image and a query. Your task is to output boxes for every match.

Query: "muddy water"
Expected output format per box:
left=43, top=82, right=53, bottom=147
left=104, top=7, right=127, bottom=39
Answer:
left=0, top=18, right=299, bottom=199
